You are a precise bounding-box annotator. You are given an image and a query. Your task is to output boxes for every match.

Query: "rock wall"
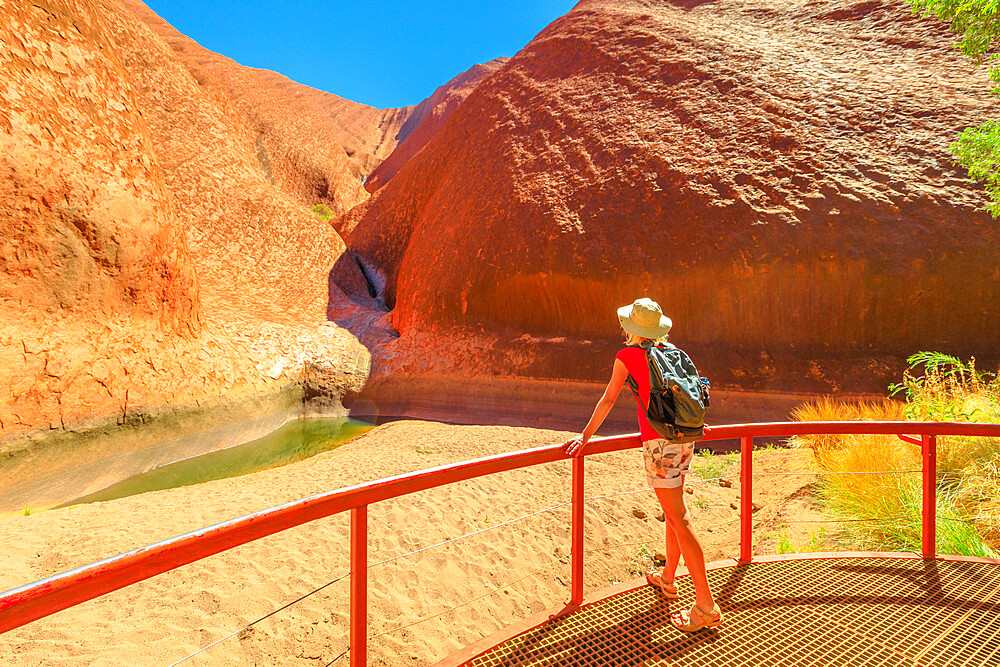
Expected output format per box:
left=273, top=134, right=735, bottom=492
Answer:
left=365, top=58, right=509, bottom=193
left=104, top=0, right=363, bottom=322
left=125, top=0, right=413, bottom=215
left=338, top=0, right=1000, bottom=392
left=0, top=0, right=200, bottom=332
left=0, top=0, right=381, bottom=439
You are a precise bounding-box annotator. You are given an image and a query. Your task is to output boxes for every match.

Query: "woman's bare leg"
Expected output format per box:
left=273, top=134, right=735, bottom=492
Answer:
left=660, top=520, right=681, bottom=584
left=654, top=483, right=715, bottom=611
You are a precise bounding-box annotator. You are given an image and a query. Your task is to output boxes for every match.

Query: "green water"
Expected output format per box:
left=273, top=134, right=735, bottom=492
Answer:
left=59, top=418, right=372, bottom=507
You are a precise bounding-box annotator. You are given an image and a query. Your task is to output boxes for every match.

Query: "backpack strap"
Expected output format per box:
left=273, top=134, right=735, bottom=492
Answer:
left=643, top=345, right=667, bottom=391
left=624, top=373, right=647, bottom=410
left=621, top=347, right=651, bottom=414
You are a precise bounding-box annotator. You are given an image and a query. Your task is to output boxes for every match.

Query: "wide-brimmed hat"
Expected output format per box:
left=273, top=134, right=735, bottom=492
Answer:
left=617, top=298, right=672, bottom=339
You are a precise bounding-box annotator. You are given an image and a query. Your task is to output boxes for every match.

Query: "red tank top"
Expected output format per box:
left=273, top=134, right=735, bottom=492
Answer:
left=615, top=346, right=659, bottom=442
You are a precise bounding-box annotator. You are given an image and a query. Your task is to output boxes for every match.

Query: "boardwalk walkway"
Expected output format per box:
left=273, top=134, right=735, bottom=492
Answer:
left=461, top=555, right=1000, bottom=666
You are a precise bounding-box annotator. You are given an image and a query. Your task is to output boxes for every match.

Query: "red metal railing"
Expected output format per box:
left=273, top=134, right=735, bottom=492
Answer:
left=2, top=421, right=1000, bottom=666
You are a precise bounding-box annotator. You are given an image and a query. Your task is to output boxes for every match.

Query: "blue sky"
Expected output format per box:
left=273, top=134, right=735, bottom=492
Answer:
left=144, top=0, right=577, bottom=109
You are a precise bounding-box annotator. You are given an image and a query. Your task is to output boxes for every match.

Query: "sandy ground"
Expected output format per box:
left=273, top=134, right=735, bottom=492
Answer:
left=0, top=421, right=829, bottom=665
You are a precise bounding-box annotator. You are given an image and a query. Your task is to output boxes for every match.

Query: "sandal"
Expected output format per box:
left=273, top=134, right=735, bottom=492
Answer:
left=672, top=603, right=722, bottom=632
left=645, top=571, right=680, bottom=599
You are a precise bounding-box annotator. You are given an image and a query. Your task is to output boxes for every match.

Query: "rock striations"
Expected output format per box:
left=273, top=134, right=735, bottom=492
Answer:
left=365, top=58, right=509, bottom=193
left=338, top=0, right=1000, bottom=392
left=0, top=0, right=406, bottom=439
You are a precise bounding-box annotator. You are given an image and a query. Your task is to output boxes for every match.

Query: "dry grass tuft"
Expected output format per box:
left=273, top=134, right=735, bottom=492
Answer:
left=791, top=354, right=1000, bottom=557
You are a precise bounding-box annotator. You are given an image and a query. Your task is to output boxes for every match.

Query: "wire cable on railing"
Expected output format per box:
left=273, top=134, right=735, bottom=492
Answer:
left=939, top=515, right=1000, bottom=524
left=324, top=647, right=349, bottom=666
left=583, top=475, right=739, bottom=502
left=167, top=498, right=580, bottom=665
left=542, top=468, right=919, bottom=503
left=688, top=474, right=740, bottom=484
left=755, top=469, right=921, bottom=477
left=784, top=514, right=1000, bottom=524
left=583, top=487, right=648, bottom=501
left=369, top=499, right=572, bottom=569
left=584, top=520, right=744, bottom=556
left=166, top=572, right=350, bottom=667
left=936, top=470, right=1000, bottom=478
left=783, top=515, right=919, bottom=524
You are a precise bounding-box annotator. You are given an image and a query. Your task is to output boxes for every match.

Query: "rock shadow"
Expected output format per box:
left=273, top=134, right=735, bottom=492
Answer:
left=326, top=252, right=399, bottom=356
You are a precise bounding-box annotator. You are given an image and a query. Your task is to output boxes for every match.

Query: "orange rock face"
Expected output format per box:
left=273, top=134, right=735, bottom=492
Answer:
left=0, top=0, right=200, bottom=333
left=125, top=0, right=412, bottom=215
left=365, top=58, right=509, bottom=193
left=0, top=0, right=398, bottom=437
left=339, top=0, right=1000, bottom=392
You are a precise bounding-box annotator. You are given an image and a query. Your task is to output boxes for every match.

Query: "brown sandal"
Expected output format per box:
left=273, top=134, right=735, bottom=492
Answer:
left=672, top=603, right=722, bottom=632
left=645, top=571, right=680, bottom=599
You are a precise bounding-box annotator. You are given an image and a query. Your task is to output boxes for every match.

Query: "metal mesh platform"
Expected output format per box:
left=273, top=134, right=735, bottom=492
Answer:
left=467, top=556, right=1000, bottom=666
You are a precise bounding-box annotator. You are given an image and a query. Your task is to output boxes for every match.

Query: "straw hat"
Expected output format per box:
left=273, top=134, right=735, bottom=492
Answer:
left=617, top=298, right=672, bottom=339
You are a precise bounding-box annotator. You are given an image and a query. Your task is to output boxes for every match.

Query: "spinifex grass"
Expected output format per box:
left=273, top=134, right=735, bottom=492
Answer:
left=790, top=353, right=1000, bottom=558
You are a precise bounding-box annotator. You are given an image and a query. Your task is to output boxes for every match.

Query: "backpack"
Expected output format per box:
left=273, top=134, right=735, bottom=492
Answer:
left=623, top=342, right=711, bottom=443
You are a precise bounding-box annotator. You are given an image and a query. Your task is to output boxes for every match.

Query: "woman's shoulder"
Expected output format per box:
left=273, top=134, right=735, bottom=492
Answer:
left=615, top=345, right=643, bottom=361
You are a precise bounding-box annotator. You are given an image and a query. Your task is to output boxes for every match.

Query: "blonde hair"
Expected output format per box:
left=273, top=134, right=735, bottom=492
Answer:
left=623, top=330, right=668, bottom=346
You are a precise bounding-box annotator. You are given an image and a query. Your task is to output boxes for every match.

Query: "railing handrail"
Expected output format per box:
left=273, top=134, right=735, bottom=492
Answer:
left=2, top=420, right=999, bottom=660
left=706, top=421, right=1000, bottom=438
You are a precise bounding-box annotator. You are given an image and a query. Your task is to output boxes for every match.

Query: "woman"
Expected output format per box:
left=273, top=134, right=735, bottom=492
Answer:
left=562, top=297, right=722, bottom=632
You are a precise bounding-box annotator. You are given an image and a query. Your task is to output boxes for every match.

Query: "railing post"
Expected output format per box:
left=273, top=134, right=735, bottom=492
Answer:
left=739, top=436, right=753, bottom=564
left=570, top=455, right=584, bottom=608
left=350, top=505, right=367, bottom=667
left=922, top=434, right=936, bottom=559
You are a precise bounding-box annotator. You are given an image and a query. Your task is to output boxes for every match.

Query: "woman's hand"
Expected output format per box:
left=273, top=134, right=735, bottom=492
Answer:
left=563, top=435, right=589, bottom=457
left=563, top=359, right=625, bottom=459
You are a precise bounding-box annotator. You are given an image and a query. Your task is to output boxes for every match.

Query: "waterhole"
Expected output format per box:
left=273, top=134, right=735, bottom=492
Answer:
left=58, top=418, right=372, bottom=508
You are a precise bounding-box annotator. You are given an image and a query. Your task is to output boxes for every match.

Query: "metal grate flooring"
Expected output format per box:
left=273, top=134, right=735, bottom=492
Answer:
left=468, top=557, right=1000, bottom=666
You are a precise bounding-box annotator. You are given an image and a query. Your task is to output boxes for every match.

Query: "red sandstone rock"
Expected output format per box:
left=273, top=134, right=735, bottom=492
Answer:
left=105, top=0, right=366, bottom=325
left=339, top=0, right=1000, bottom=392
left=0, top=0, right=200, bottom=334
left=365, top=58, right=509, bottom=193
left=125, top=0, right=412, bottom=215
left=0, top=0, right=384, bottom=438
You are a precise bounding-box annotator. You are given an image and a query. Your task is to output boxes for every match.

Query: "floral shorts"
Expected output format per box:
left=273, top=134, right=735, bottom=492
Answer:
left=643, top=438, right=695, bottom=489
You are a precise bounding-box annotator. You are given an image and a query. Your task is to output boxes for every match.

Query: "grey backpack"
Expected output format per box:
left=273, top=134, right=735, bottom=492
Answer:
left=624, top=342, right=710, bottom=443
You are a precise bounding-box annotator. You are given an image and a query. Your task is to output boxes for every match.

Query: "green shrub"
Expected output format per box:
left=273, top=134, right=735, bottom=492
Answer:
left=311, top=203, right=335, bottom=221
left=907, top=0, right=1000, bottom=216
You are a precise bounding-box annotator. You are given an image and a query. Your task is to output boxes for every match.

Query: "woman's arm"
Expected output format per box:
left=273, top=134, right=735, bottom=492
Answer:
left=563, top=358, right=629, bottom=457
